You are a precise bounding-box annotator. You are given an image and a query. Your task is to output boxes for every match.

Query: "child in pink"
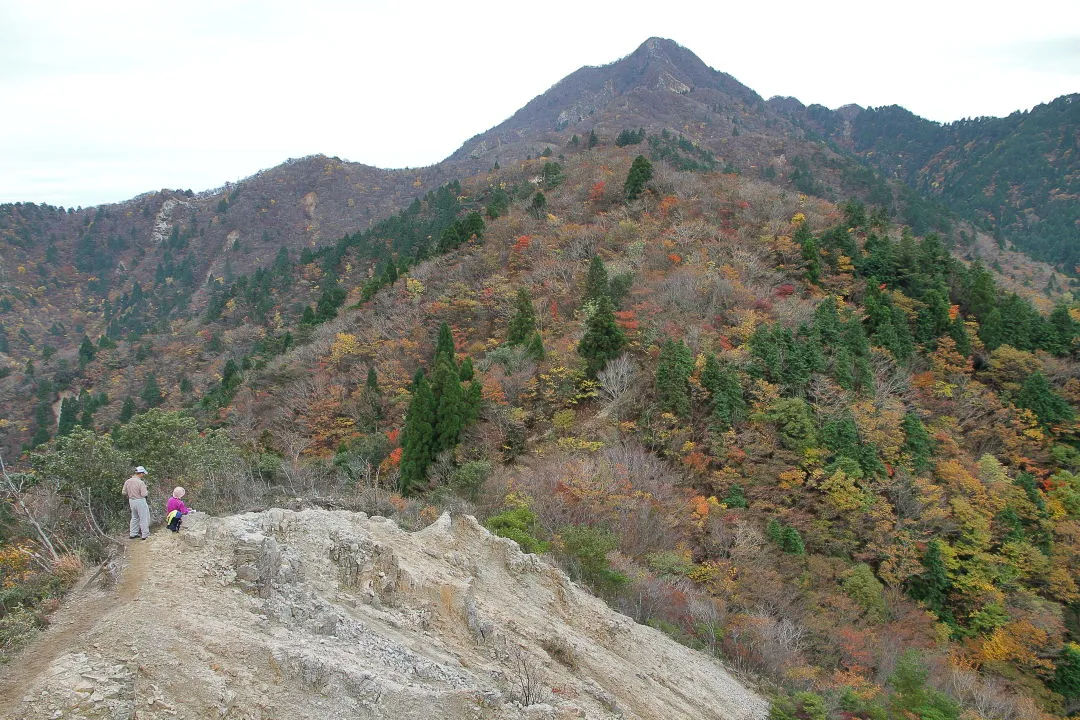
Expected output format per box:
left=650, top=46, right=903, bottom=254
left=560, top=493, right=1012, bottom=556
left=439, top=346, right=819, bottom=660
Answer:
left=166, top=486, right=192, bottom=532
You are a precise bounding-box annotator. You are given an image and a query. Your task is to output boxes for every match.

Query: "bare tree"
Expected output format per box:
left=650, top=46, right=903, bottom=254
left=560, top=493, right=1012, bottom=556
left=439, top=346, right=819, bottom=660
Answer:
left=0, top=452, right=60, bottom=566
left=597, top=353, right=637, bottom=418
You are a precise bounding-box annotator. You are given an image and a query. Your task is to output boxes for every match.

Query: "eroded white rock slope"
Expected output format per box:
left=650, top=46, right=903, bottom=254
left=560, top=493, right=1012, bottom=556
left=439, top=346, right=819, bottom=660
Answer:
left=2, top=509, right=768, bottom=720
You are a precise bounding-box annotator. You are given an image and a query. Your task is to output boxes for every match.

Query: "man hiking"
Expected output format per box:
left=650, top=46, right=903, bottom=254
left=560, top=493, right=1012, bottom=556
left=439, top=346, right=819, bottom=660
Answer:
left=123, top=465, right=150, bottom=539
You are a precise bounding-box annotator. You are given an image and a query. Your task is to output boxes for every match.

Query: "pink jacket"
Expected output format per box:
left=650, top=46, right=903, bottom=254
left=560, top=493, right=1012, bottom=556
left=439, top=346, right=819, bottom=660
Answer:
left=166, top=497, right=189, bottom=515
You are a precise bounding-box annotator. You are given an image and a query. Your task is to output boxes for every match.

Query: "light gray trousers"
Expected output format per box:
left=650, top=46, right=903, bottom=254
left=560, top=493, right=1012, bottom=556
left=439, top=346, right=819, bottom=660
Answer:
left=129, top=497, right=150, bottom=538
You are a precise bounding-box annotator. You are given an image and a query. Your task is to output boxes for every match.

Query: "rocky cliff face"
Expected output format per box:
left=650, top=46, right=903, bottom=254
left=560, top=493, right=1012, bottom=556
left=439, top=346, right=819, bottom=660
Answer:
left=0, top=510, right=767, bottom=720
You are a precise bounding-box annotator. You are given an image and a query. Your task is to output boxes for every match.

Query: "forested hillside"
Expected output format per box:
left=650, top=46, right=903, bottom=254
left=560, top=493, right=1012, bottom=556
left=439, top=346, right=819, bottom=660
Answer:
left=4, top=135, right=1080, bottom=720
left=784, top=94, right=1080, bottom=272
left=3, top=36, right=1080, bottom=720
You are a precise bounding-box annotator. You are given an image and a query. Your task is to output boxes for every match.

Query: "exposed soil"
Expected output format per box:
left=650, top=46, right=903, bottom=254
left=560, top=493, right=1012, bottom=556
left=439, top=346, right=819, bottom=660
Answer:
left=0, top=510, right=768, bottom=720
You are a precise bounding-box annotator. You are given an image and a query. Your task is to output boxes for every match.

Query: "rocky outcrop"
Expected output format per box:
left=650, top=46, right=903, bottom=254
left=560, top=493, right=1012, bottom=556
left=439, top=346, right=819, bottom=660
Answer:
left=1, top=509, right=768, bottom=720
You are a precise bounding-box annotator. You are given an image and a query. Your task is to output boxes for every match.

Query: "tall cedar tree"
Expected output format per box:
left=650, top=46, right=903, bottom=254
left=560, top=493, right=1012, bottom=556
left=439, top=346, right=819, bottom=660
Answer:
left=701, top=354, right=745, bottom=428
left=507, top=289, right=538, bottom=346
left=431, top=353, right=466, bottom=454
left=434, top=322, right=456, bottom=367
left=655, top=339, right=694, bottom=417
left=526, top=332, right=545, bottom=361
left=584, top=256, right=609, bottom=304
left=624, top=155, right=653, bottom=200
left=578, top=295, right=626, bottom=378
left=399, top=373, right=436, bottom=495
left=57, top=397, right=78, bottom=437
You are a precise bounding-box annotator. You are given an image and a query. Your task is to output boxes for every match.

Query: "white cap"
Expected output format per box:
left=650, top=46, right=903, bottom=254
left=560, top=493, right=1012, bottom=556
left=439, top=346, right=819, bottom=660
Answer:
left=135, top=466, right=147, bottom=474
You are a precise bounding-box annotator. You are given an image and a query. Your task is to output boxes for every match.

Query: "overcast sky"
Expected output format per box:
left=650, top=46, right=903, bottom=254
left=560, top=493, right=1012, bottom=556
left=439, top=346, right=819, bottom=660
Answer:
left=2, top=0, right=1077, bottom=209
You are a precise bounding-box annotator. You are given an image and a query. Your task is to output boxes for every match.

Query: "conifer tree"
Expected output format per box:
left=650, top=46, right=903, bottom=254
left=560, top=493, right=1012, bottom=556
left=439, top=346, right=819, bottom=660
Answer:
left=360, top=366, right=382, bottom=432
left=431, top=354, right=466, bottom=454
left=529, top=191, right=547, bottom=218
left=1016, top=372, right=1075, bottom=426
left=794, top=223, right=821, bottom=284
left=701, top=354, right=745, bottom=428
left=584, top=256, right=609, bottom=304
left=526, top=332, right=545, bottom=361
left=463, top=380, right=483, bottom=427
left=507, top=288, right=537, bottom=346
left=434, top=322, right=456, bottom=367
left=57, top=397, right=78, bottom=437
left=624, top=155, right=653, bottom=200
left=78, top=335, right=96, bottom=366
left=901, top=413, right=934, bottom=474
left=655, top=339, right=693, bottom=417
left=908, top=540, right=950, bottom=615
left=119, top=396, right=136, bottom=423
left=140, top=374, right=163, bottom=408
left=458, top=356, right=474, bottom=382
left=577, top=295, right=626, bottom=378
left=780, top=526, right=806, bottom=554
left=1050, top=643, right=1080, bottom=703
left=399, top=373, right=436, bottom=495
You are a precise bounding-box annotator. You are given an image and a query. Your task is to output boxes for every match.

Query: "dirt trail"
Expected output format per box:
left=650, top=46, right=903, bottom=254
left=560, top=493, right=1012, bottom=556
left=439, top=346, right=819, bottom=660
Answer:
left=0, top=539, right=149, bottom=712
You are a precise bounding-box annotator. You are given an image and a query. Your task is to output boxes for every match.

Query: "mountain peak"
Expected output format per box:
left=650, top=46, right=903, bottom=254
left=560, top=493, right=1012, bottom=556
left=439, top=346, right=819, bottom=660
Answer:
left=448, top=37, right=763, bottom=167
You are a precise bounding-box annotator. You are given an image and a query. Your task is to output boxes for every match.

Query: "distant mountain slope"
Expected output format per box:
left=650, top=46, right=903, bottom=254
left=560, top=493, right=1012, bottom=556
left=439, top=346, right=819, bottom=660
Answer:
left=0, top=37, right=1073, bottom=454
left=781, top=94, right=1080, bottom=271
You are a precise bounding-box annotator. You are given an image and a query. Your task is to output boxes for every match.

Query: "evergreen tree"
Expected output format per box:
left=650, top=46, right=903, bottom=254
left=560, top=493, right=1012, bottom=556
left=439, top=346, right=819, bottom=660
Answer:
left=529, top=191, right=547, bottom=218
left=701, top=354, right=745, bottom=427
left=0, top=323, right=7, bottom=353
left=57, top=396, right=78, bottom=437
left=507, top=288, right=538, bottom=346
left=915, top=289, right=951, bottom=345
left=584, top=256, right=609, bottom=304
left=1047, top=303, right=1077, bottom=356
left=943, top=314, right=969, bottom=357
left=526, top=332, right=546, bottom=361
left=463, top=380, right=483, bottom=427
left=587, top=130, right=598, bottom=149
left=964, top=261, right=998, bottom=320
left=381, top=260, right=399, bottom=286
left=655, top=339, right=693, bottom=417
left=908, top=540, right=950, bottom=615
left=354, top=366, right=382, bottom=433
left=434, top=322, right=456, bottom=367
left=794, top=223, right=821, bottom=284
left=888, top=650, right=960, bottom=720
left=431, top=354, right=466, bottom=454
left=812, top=296, right=843, bottom=347
left=1050, top=643, right=1080, bottom=702
left=458, top=356, right=474, bottom=382
left=624, top=155, right=653, bottom=200
left=399, top=374, right=436, bottom=495
left=140, top=374, right=163, bottom=408
left=780, top=526, right=806, bottom=554
left=766, top=518, right=784, bottom=544
left=78, top=335, right=96, bottom=366
left=1016, top=372, right=1075, bottom=426
left=722, top=483, right=748, bottom=508
left=577, top=295, right=626, bottom=378
left=119, top=396, right=136, bottom=423
left=901, top=413, right=935, bottom=474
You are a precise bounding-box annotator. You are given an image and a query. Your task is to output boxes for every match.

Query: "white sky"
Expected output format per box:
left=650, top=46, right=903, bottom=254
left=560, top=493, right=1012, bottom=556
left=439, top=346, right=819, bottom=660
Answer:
left=2, top=0, right=1077, bottom=209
